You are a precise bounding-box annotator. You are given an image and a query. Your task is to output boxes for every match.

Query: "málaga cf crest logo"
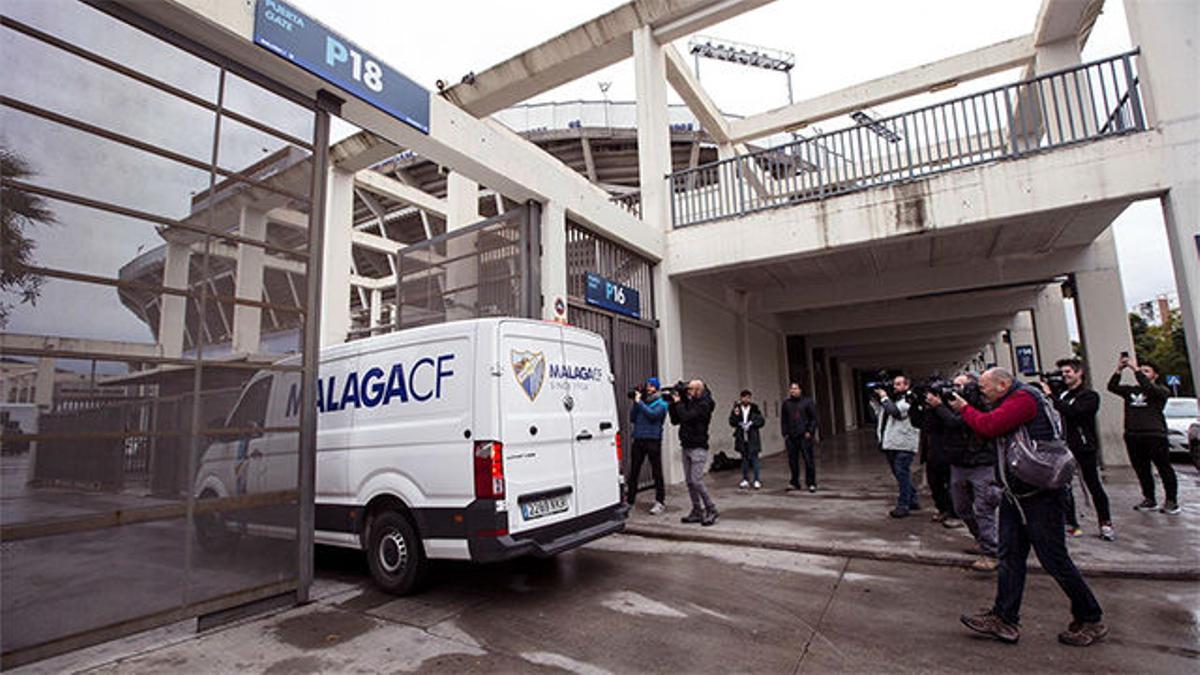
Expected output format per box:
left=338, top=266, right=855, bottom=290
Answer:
left=511, top=350, right=547, bottom=401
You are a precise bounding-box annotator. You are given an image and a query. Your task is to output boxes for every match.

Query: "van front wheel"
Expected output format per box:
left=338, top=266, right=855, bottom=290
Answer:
left=366, top=511, right=426, bottom=595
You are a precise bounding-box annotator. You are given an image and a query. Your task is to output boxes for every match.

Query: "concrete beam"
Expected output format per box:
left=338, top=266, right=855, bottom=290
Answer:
left=669, top=132, right=1166, bottom=277
left=782, top=289, right=1040, bottom=334
left=664, top=44, right=731, bottom=143
left=1033, top=0, right=1104, bottom=47
left=441, top=0, right=774, bottom=117
left=810, top=316, right=1012, bottom=350
left=727, top=35, right=1036, bottom=143
left=354, top=169, right=448, bottom=217
left=351, top=231, right=403, bottom=256
left=0, top=333, right=163, bottom=361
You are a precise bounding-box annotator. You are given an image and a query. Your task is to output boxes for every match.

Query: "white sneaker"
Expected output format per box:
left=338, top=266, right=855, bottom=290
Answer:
left=1099, top=524, right=1116, bottom=541
left=649, top=502, right=665, bottom=515
left=738, top=479, right=750, bottom=489
left=753, top=480, right=762, bottom=490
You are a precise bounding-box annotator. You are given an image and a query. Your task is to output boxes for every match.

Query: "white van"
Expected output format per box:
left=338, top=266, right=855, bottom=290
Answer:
left=195, top=318, right=628, bottom=593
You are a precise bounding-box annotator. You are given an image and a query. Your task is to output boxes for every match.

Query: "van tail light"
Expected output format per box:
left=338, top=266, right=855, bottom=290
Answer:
left=474, top=441, right=505, bottom=499
left=615, top=432, right=623, bottom=463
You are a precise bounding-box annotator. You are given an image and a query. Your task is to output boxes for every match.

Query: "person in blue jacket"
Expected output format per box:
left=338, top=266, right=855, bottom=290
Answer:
left=628, top=377, right=669, bottom=514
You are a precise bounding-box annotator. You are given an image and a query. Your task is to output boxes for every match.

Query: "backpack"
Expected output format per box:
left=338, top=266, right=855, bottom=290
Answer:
left=1000, top=387, right=1077, bottom=491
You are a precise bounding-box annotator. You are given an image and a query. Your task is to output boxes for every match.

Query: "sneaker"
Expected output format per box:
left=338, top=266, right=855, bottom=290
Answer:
left=931, top=511, right=946, bottom=523
left=971, top=556, right=998, bottom=572
left=649, top=502, right=665, bottom=516
left=1066, top=526, right=1084, bottom=538
left=701, top=507, right=719, bottom=527
left=1161, top=501, right=1181, bottom=515
left=889, top=507, right=910, bottom=518
left=1133, top=498, right=1158, bottom=511
left=787, top=482, right=802, bottom=491
left=1057, top=620, right=1108, bottom=647
left=807, top=485, right=816, bottom=493
left=681, top=510, right=704, bottom=524
left=960, top=610, right=1019, bottom=644
left=753, top=481, right=762, bottom=490
left=1099, top=523, right=1116, bottom=541
left=738, top=479, right=750, bottom=489
left=942, top=517, right=965, bottom=529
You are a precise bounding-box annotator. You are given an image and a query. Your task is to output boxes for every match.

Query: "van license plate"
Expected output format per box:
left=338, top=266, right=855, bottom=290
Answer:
left=522, top=494, right=570, bottom=520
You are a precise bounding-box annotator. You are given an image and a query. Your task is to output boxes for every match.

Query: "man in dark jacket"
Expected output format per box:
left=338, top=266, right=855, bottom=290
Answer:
left=628, top=377, right=669, bottom=515
left=730, top=389, right=766, bottom=489
left=668, top=380, right=718, bottom=526
left=951, top=367, right=1106, bottom=648
left=1107, top=355, right=1178, bottom=514
left=1040, top=358, right=1113, bottom=540
left=924, top=372, right=998, bottom=572
left=780, top=383, right=819, bottom=491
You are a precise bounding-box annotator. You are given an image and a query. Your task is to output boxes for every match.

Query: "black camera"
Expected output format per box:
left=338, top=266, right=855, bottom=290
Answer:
left=911, top=377, right=956, bottom=407
left=659, top=380, right=690, bottom=401
left=864, top=370, right=892, bottom=393
left=1039, top=370, right=1067, bottom=393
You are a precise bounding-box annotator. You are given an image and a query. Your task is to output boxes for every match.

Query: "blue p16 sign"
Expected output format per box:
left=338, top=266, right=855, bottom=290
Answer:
left=253, top=0, right=430, bottom=134
left=585, top=273, right=640, bottom=319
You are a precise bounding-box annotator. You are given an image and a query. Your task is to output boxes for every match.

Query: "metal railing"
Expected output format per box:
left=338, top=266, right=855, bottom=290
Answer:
left=668, top=50, right=1145, bottom=228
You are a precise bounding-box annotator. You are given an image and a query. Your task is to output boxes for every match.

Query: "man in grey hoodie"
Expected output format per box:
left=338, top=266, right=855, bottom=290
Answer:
left=871, top=374, right=921, bottom=518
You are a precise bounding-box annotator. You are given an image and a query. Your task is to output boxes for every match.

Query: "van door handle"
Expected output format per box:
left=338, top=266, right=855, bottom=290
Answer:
left=599, top=422, right=613, bottom=431
left=576, top=431, right=593, bottom=441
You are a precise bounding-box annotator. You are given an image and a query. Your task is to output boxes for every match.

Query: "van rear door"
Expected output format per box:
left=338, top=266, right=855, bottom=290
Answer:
left=561, top=327, right=621, bottom=516
left=498, top=321, right=578, bottom=533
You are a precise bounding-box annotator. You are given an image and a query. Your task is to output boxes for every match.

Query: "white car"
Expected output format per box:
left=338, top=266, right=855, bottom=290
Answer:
left=195, top=318, right=627, bottom=594
left=1164, top=397, right=1197, bottom=457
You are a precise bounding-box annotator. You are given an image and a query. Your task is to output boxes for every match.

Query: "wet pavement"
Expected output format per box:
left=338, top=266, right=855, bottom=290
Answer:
left=626, top=430, right=1200, bottom=579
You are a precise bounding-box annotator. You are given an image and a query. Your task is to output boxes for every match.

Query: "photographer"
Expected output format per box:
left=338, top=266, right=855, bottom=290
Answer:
left=667, top=380, right=718, bottom=526
left=1039, top=359, right=1113, bottom=541
left=627, top=377, right=668, bottom=515
left=730, top=389, right=766, bottom=489
left=1107, top=355, right=1178, bottom=514
left=871, top=374, right=921, bottom=518
left=924, top=373, right=999, bottom=572
left=780, top=382, right=819, bottom=492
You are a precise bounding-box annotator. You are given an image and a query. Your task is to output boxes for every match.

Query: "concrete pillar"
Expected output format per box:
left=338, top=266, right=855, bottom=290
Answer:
left=539, top=201, right=568, bottom=322
left=34, top=357, right=54, bottom=412
left=369, top=288, right=382, bottom=330
left=995, top=331, right=1016, bottom=373
left=734, top=291, right=750, bottom=386
left=1125, top=0, right=1200, bottom=392
left=320, top=168, right=354, bottom=348
left=445, top=172, right=480, bottom=322
left=838, top=359, right=856, bottom=431
left=1034, top=38, right=1093, bottom=142
left=231, top=206, right=267, bottom=355
left=1033, top=283, right=1072, bottom=368
left=1073, top=229, right=1136, bottom=467
left=158, top=241, right=191, bottom=358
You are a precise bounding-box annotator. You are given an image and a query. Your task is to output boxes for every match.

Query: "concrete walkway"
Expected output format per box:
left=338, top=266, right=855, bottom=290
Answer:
left=624, top=430, right=1200, bottom=580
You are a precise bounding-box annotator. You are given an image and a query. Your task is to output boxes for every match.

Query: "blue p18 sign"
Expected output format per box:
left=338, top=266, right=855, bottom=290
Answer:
left=254, top=0, right=430, bottom=134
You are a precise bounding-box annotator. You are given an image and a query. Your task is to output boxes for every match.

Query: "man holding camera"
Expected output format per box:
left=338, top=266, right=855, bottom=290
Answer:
left=628, top=377, right=669, bottom=515
left=1107, top=354, right=1179, bottom=514
left=951, top=368, right=1105, bottom=647
left=1039, top=358, right=1114, bottom=541
left=872, top=375, right=921, bottom=518
left=731, top=389, right=766, bottom=489
left=667, top=379, right=718, bottom=526
left=924, top=372, right=999, bottom=572
left=781, top=382, right=819, bottom=492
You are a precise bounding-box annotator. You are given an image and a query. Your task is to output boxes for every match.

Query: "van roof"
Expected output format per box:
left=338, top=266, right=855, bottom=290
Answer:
left=321, top=317, right=601, bottom=361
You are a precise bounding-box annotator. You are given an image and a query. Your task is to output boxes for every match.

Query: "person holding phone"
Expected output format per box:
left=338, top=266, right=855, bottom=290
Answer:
left=1107, top=353, right=1179, bottom=514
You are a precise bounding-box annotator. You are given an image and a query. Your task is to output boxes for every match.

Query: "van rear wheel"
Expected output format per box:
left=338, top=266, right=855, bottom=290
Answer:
left=366, top=511, right=426, bottom=595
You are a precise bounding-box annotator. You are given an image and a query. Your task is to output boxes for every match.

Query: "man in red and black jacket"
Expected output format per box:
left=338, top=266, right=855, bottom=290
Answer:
left=948, top=367, right=1106, bottom=648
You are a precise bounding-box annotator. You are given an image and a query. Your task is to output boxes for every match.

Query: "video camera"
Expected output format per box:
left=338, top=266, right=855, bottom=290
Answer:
left=910, top=377, right=956, bottom=407
left=864, top=370, right=892, bottom=394
left=630, top=380, right=691, bottom=401
left=1038, top=369, right=1067, bottom=394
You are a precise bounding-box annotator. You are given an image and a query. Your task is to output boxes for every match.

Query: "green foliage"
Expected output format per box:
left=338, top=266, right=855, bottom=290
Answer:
left=0, top=146, right=56, bottom=327
left=1129, top=310, right=1194, bottom=395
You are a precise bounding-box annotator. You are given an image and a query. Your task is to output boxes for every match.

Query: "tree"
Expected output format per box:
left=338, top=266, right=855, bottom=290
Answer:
left=1129, top=310, right=1194, bottom=396
left=1, top=146, right=56, bottom=327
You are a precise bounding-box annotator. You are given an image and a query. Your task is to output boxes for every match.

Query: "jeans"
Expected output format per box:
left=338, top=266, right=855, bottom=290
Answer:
left=786, top=434, right=816, bottom=487
left=950, top=465, right=1000, bottom=556
left=626, top=438, right=665, bottom=505
left=993, top=489, right=1103, bottom=625
left=884, top=450, right=918, bottom=510
left=682, top=447, right=716, bottom=513
left=1125, top=434, right=1178, bottom=503
left=1063, top=449, right=1112, bottom=527
left=741, top=450, right=761, bottom=482
left=927, top=461, right=954, bottom=515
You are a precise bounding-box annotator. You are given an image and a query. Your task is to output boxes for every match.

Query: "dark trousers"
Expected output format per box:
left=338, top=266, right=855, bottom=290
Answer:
left=994, top=490, right=1103, bottom=626
left=926, top=461, right=954, bottom=515
left=1063, top=451, right=1112, bottom=527
left=884, top=450, right=918, bottom=509
left=786, top=434, right=816, bottom=487
left=1125, top=434, right=1177, bottom=503
left=626, top=438, right=665, bottom=505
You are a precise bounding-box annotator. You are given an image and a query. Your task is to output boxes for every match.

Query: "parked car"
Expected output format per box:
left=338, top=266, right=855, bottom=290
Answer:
left=1164, top=397, right=1198, bottom=459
